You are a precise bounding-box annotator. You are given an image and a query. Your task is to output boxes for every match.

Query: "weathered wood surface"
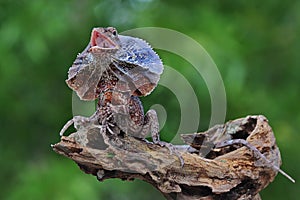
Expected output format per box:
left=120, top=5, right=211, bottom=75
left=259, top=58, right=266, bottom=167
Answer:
left=52, top=115, right=283, bottom=200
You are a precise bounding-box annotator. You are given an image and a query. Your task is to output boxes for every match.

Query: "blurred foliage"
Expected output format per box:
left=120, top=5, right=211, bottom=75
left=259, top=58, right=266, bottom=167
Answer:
left=1, top=0, right=299, bottom=199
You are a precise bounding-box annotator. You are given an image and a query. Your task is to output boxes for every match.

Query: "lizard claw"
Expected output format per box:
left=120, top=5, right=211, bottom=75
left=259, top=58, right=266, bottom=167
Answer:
left=156, top=141, right=185, bottom=167
left=59, top=118, right=74, bottom=136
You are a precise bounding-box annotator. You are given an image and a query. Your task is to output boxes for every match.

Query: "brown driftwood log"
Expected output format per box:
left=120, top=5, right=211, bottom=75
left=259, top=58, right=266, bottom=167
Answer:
left=52, top=115, right=283, bottom=200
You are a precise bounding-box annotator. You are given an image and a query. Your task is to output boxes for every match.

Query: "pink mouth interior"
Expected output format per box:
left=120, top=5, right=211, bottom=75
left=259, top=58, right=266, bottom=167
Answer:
left=91, top=29, right=117, bottom=49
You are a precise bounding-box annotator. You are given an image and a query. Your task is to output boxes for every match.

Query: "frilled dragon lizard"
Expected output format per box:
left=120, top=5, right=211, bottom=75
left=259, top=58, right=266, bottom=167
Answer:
left=59, top=27, right=183, bottom=164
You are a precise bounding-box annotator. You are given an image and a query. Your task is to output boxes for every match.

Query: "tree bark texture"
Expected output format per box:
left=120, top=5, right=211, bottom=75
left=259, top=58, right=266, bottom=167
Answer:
left=52, top=115, right=282, bottom=200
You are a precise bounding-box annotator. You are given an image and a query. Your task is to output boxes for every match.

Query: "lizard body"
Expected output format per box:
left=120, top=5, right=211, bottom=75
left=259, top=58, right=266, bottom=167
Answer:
left=60, top=27, right=183, bottom=165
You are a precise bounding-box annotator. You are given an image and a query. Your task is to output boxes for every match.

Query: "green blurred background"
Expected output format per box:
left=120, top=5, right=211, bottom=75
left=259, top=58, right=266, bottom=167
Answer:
left=1, top=0, right=299, bottom=199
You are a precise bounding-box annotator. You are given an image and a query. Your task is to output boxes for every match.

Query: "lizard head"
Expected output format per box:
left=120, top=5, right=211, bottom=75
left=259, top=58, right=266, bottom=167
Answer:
left=89, top=27, right=120, bottom=53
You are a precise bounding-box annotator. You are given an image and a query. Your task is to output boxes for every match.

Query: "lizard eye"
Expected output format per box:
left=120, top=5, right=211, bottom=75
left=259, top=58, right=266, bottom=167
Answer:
left=112, top=30, right=117, bottom=36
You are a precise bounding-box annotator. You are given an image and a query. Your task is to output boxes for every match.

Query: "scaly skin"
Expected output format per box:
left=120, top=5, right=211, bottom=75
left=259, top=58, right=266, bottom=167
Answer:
left=60, top=27, right=183, bottom=165
left=66, top=27, right=163, bottom=100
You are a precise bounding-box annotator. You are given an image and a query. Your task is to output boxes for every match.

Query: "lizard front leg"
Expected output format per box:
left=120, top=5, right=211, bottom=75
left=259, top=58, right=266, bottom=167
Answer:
left=59, top=113, right=99, bottom=136
left=59, top=108, right=112, bottom=137
left=109, top=96, right=185, bottom=166
left=142, top=109, right=185, bottom=166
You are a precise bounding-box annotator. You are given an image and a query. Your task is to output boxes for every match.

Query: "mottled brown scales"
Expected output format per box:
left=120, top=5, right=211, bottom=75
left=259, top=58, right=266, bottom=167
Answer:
left=60, top=27, right=183, bottom=164
left=66, top=27, right=162, bottom=101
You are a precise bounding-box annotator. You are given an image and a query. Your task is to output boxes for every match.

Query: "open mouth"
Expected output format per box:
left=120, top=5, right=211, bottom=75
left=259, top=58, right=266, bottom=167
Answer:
left=90, top=28, right=118, bottom=52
